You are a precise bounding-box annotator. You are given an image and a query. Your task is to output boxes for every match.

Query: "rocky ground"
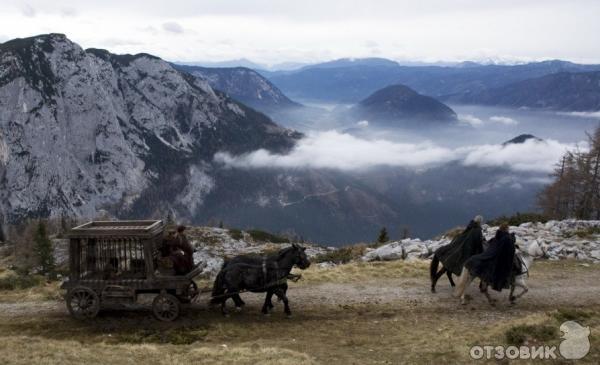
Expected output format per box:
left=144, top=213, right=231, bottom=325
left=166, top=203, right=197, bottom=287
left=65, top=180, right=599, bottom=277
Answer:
left=37, top=220, right=600, bottom=281
left=362, top=220, right=600, bottom=263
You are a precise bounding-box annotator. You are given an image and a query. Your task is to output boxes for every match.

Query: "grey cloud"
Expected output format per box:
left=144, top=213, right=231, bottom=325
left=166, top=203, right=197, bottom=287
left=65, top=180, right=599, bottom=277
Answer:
left=21, top=4, right=36, bottom=17
left=60, top=8, right=78, bottom=17
left=162, top=21, right=184, bottom=34
left=489, top=115, right=519, bottom=125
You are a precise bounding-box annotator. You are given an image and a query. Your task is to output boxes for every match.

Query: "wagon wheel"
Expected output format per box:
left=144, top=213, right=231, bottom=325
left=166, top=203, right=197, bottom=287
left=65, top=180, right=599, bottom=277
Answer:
left=153, top=293, right=181, bottom=321
left=178, top=281, right=199, bottom=304
left=67, top=287, right=100, bottom=319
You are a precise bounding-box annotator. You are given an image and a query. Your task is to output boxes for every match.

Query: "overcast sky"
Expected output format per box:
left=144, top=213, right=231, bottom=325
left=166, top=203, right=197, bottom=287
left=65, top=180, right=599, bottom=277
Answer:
left=1, top=0, right=599, bottom=65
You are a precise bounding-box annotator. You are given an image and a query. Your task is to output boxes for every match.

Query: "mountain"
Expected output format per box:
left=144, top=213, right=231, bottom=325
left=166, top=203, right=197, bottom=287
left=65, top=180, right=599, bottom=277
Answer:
left=0, top=34, right=552, bottom=244
left=173, top=65, right=301, bottom=114
left=0, top=33, right=299, bottom=225
left=300, top=57, right=399, bottom=70
left=446, top=71, right=600, bottom=111
left=353, top=84, right=457, bottom=124
left=503, top=134, right=542, bottom=145
left=265, top=59, right=600, bottom=103
left=174, top=59, right=309, bottom=72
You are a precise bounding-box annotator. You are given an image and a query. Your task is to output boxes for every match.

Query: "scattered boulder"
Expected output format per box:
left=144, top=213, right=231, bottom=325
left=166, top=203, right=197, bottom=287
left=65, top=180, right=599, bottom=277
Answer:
left=360, top=219, right=600, bottom=263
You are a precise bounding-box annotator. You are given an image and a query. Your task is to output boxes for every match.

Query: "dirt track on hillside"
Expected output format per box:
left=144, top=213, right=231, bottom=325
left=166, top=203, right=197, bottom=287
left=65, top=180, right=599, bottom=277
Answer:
left=2, top=262, right=598, bottom=318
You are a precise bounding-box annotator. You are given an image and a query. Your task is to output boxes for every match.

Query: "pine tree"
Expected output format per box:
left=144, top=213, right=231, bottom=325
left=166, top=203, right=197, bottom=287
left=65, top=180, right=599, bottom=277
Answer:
left=377, top=227, right=389, bottom=244
left=34, top=221, right=55, bottom=275
left=218, top=221, right=224, bottom=229
left=539, top=126, right=600, bottom=219
left=400, top=226, right=410, bottom=239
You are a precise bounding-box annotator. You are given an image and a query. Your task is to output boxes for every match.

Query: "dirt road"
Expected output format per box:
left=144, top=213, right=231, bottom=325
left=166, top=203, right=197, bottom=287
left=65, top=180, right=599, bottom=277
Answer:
left=0, top=260, right=598, bottom=364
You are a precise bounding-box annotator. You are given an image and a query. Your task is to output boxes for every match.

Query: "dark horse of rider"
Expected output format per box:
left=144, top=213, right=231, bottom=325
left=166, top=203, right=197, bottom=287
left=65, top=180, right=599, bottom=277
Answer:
left=210, top=243, right=310, bottom=317
left=455, top=223, right=516, bottom=305
left=430, top=215, right=485, bottom=292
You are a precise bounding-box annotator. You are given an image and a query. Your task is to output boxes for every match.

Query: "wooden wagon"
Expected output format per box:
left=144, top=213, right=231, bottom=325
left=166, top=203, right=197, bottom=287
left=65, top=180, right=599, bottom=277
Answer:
left=61, top=220, right=202, bottom=321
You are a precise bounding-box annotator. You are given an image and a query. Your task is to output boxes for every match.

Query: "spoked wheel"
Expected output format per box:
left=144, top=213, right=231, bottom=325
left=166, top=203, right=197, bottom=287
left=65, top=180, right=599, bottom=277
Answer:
left=178, top=281, right=199, bottom=304
left=67, top=287, right=100, bottom=319
left=153, top=293, right=181, bottom=321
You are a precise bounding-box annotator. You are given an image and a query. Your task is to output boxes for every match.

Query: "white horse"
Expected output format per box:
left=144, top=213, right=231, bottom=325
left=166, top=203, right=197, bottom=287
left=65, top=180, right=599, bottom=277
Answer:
left=454, top=241, right=546, bottom=306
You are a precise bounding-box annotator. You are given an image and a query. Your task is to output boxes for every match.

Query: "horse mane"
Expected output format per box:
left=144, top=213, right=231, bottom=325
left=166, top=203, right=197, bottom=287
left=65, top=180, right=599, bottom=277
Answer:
left=275, top=245, right=296, bottom=260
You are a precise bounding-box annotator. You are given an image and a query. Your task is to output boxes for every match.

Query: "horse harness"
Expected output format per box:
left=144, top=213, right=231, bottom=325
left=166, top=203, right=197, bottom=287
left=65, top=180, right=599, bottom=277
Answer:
left=206, top=256, right=302, bottom=301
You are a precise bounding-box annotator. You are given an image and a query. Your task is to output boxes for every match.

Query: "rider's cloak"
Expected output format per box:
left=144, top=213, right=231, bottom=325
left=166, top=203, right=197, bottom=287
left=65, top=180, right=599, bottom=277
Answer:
left=435, top=220, right=484, bottom=275
left=464, top=229, right=516, bottom=291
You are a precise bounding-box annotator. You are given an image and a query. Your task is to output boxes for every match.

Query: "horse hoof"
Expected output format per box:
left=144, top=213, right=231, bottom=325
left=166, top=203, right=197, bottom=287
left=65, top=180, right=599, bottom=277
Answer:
left=262, top=312, right=271, bottom=317
left=431, top=288, right=436, bottom=293
left=235, top=306, right=243, bottom=312
left=286, top=314, right=292, bottom=319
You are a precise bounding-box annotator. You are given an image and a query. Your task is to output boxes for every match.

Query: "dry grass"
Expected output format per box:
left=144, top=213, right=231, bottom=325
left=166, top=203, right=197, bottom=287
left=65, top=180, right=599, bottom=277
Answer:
left=298, top=259, right=429, bottom=284
left=1, top=302, right=597, bottom=365
left=0, top=280, right=62, bottom=303
left=0, top=336, right=315, bottom=365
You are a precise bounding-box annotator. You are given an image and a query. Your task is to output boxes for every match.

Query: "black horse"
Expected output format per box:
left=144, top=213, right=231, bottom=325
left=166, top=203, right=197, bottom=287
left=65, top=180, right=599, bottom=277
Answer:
left=429, top=253, right=456, bottom=292
left=210, top=243, right=310, bottom=316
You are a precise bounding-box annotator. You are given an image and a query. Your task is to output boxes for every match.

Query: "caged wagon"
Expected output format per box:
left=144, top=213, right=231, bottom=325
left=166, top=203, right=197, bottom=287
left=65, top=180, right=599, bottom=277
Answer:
left=61, top=220, right=203, bottom=321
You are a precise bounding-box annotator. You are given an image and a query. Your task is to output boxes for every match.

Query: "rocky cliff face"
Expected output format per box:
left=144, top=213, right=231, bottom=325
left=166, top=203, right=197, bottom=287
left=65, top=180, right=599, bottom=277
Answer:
left=0, top=34, right=298, bottom=224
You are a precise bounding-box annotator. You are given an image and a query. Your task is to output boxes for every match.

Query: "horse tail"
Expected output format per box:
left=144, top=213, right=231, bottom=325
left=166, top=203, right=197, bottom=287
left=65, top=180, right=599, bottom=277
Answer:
left=210, top=270, right=226, bottom=305
left=430, top=254, right=440, bottom=282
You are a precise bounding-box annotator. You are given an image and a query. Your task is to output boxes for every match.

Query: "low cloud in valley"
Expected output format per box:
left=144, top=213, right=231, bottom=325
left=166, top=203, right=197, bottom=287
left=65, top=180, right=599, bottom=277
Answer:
left=215, top=131, right=582, bottom=173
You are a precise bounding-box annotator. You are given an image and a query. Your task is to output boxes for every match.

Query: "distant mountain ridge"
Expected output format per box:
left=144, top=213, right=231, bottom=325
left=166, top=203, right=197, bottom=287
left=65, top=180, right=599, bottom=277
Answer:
left=174, top=64, right=301, bottom=113
left=264, top=58, right=600, bottom=104
left=446, top=71, right=600, bottom=111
